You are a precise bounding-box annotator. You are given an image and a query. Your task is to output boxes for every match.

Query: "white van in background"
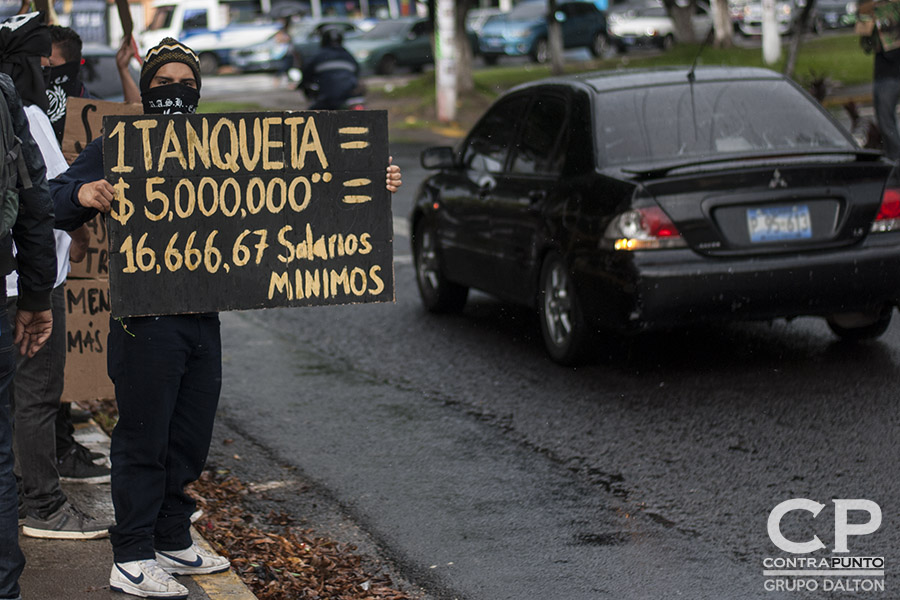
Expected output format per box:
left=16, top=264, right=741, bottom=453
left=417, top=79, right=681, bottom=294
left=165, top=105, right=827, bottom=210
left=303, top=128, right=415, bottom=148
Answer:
left=138, top=0, right=279, bottom=74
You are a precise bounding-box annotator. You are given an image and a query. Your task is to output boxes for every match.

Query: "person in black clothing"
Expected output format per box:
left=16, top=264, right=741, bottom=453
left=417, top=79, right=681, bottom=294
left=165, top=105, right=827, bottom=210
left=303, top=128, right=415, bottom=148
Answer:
left=0, top=70, right=58, bottom=600
left=302, top=26, right=360, bottom=109
left=51, top=36, right=401, bottom=600
left=874, top=47, right=900, bottom=160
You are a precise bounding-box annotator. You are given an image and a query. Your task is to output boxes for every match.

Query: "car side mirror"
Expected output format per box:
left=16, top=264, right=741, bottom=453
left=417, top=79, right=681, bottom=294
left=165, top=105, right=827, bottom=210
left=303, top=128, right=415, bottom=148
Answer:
left=421, top=146, right=456, bottom=169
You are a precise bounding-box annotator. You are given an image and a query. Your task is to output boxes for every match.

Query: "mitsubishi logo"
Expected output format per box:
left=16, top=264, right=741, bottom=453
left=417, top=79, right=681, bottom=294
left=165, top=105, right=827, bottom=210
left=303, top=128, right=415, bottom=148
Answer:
left=769, top=169, right=788, bottom=189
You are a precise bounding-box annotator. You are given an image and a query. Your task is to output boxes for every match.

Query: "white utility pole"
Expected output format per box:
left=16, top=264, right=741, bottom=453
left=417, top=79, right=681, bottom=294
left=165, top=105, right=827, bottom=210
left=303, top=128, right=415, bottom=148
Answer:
left=435, top=0, right=457, bottom=122
left=761, top=0, right=781, bottom=64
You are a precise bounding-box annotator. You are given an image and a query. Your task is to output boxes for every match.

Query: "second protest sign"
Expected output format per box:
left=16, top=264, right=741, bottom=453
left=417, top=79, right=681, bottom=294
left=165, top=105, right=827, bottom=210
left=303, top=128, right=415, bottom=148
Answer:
left=102, top=110, right=393, bottom=317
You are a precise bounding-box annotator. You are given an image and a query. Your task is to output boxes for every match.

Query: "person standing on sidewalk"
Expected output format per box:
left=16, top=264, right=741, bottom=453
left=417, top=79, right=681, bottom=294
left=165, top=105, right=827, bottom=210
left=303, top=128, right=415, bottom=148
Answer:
left=41, top=24, right=121, bottom=485
left=861, top=5, right=900, bottom=160
left=0, top=12, right=111, bottom=543
left=51, top=36, right=402, bottom=598
left=0, top=70, right=58, bottom=600
left=873, top=47, right=900, bottom=160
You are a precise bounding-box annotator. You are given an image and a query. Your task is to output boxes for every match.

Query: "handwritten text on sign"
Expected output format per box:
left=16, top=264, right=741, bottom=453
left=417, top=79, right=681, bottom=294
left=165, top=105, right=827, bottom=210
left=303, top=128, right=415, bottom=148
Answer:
left=102, top=111, right=393, bottom=317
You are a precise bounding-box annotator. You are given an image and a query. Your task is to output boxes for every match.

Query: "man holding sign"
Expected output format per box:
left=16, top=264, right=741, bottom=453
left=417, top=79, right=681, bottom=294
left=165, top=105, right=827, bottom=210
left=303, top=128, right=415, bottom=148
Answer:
left=51, top=38, right=401, bottom=599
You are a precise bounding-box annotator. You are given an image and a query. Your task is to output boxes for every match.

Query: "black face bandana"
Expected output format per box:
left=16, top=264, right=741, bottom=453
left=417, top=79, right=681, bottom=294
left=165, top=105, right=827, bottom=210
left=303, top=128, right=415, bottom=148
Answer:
left=141, top=83, right=200, bottom=115
left=45, top=60, right=82, bottom=142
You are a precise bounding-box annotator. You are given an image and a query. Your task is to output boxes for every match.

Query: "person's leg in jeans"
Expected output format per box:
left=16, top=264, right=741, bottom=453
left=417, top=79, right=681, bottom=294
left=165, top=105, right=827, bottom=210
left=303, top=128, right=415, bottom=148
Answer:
left=107, top=315, right=194, bottom=563
left=0, top=300, right=25, bottom=600
left=153, top=315, right=221, bottom=552
left=8, top=285, right=66, bottom=519
left=874, top=73, right=900, bottom=160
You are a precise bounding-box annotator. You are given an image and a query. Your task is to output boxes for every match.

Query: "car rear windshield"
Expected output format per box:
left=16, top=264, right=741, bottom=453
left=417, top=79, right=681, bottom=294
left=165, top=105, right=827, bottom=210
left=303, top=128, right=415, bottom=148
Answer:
left=594, top=79, right=854, bottom=166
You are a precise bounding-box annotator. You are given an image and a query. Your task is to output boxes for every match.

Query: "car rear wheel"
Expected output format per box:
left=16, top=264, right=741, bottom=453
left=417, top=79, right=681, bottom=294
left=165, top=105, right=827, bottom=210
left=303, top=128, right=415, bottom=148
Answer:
left=660, top=33, right=675, bottom=50
left=198, top=52, right=219, bottom=75
left=413, top=220, right=468, bottom=313
left=590, top=32, right=610, bottom=57
left=539, top=253, right=590, bottom=365
left=532, top=39, right=549, bottom=63
left=376, top=54, right=398, bottom=75
left=827, top=306, right=893, bottom=341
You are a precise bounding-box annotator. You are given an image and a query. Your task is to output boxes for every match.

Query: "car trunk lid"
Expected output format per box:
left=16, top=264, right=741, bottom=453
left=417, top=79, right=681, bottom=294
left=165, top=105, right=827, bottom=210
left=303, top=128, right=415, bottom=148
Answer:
left=636, top=159, right=894, bottom=256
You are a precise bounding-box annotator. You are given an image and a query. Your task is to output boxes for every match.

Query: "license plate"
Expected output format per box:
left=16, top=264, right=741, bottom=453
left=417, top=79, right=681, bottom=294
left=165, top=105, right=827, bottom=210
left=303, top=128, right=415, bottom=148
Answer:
left=747, top=205, right=812, bottom=243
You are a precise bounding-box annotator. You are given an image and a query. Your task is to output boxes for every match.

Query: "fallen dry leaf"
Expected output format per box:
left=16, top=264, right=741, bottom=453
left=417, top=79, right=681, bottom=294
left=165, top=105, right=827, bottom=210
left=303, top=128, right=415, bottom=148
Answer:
left=188, top=471, right=414, bottom=600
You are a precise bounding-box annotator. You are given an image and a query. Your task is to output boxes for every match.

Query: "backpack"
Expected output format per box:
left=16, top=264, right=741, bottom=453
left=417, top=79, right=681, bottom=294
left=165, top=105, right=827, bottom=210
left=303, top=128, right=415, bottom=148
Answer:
left=0, top=93, right=31, bottom=236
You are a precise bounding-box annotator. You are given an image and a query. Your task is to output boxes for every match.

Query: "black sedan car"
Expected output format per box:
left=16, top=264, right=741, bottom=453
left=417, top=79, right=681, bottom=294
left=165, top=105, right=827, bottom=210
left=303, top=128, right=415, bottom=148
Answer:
left=410, top=67, right=900, bottom=365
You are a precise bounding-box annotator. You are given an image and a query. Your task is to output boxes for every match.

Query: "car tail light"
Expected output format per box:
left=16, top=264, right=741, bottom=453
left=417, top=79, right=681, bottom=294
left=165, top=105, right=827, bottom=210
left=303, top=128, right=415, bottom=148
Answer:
left=604, top=206, right=687, bottom=250
left=871, top=170, right=900, bottom=233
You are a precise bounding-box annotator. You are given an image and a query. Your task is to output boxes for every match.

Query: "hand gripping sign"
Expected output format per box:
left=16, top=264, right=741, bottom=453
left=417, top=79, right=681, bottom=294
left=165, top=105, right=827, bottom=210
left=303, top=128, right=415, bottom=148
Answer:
left=102, top=110, right=394, bottom=317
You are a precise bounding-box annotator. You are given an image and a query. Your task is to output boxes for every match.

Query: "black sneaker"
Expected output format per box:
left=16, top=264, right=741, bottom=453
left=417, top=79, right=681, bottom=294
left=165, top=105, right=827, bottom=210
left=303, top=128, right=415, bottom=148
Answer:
left=69, top=403, right=93, bottom=424
left=57, top=446, right=110, bottom=483
left=73, top=441, right=105, bottom=463
left=22, top=501, right=111, bottom=539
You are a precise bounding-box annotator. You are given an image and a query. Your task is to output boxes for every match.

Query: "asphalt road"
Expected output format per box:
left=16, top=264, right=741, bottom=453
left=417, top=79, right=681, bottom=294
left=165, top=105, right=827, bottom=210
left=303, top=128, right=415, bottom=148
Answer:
left=203, top=137, right=898, bottom=599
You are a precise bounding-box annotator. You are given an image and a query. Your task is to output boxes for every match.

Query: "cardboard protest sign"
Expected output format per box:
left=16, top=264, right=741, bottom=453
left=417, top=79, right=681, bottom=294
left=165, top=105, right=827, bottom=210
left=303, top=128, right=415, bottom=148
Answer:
left=61, top=279, right=115, bottom=403
left=102, top=110, right=394, bottom=317
left=67, top=215, right=109, bottom=279
left=62, top=97, right=142, bottom=165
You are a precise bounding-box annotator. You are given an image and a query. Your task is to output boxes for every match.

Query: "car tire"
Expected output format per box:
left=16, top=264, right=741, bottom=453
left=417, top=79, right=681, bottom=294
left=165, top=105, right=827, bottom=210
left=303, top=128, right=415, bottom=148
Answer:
left=483, top=53, right=499, bottom=65
left=532, top=39, right=549, bottom=63
left=198, top=52, right=219, bottom=75
left=413, top=220, right=468, bottom=313
left=590, top=32, right=610, bottom=57
left=660, top=33, right=675, bottom=50
left=376, top=54, right=398, bottom=75
left=827, top=306, right=893, bottom=341
left=538, top=252, right=590, bottom=365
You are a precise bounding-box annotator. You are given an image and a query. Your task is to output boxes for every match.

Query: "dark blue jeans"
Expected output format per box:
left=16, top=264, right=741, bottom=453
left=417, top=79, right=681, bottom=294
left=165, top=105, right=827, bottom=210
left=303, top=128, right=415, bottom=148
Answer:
left=0, top=298, right=25, bottom=599
left=874, top=74, right=900, bottom=160
left=107, top=314, right=221, bottom=563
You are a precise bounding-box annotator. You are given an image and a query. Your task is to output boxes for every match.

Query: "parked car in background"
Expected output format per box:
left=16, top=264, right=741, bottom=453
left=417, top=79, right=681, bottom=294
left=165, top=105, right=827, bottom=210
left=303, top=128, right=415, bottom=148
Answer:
left=290, top=18, right=364, bottom=68
left=140, top=0, right=279, bottom=74
left=608, top=0, right=711, bottom=51
left=230, top=18, right=362, bottom=72
left=410, top=66, right=900, bottom=364
left=345, top=17, right=475, bottom=75
left=467, top=7, right=505, bottom=35
left=730, top=0, right=794, bottom=35
left=816, top=0, right=856, bottom=28
left=478, top=0, right=609, bottom=64
left=81, top=43, right=140, bottom=100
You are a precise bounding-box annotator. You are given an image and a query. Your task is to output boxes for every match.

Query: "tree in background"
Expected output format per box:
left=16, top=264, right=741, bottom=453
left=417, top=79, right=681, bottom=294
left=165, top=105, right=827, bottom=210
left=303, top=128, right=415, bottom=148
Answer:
left=662, top=0, right=702, bottom=43
left=711, top=0, right=734, bottom=47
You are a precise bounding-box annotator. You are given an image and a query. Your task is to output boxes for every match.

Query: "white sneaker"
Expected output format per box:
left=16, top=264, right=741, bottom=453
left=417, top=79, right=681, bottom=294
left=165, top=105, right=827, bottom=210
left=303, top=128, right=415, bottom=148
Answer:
left=155, top=542, right=230, bottom=575
left=109, top=559, right=188, bottom=598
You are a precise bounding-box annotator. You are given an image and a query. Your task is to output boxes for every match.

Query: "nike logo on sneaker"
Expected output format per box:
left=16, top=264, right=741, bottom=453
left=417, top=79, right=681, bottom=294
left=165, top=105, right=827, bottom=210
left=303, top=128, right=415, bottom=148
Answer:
left=115, top=564, right=144, bottom=584
left=158, top=552, right=203, bottom=567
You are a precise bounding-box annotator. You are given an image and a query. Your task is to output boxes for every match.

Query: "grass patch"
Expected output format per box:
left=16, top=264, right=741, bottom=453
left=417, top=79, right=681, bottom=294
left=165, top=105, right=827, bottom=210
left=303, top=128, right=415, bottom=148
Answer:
left=372, top=32, right=871, bottom=126
left=199, top=100, right=267, bottom=113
